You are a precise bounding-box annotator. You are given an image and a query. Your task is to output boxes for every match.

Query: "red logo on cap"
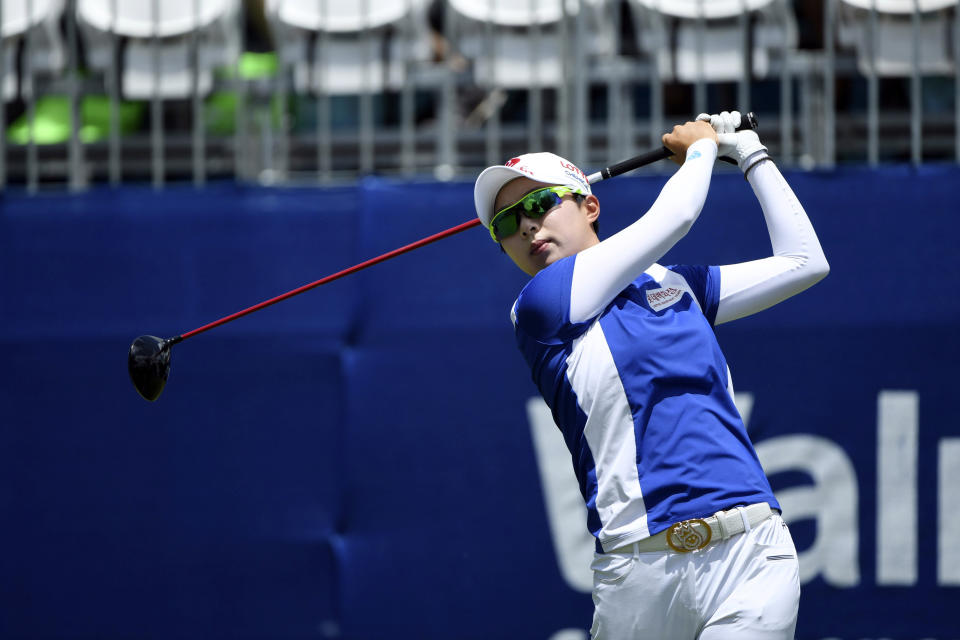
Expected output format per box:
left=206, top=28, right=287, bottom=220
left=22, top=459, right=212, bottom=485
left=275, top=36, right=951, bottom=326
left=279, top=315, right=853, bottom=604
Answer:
left=504, top=158, right=521, bottom=167
left=559, top=160, right=587, bottom=180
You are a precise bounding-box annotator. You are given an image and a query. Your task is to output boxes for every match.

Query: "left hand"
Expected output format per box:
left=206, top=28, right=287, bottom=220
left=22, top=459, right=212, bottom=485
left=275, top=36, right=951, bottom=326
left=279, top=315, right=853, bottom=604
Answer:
left=662, top=121, right=718, bottom=165
left=696, top=110, right=767, bottom=170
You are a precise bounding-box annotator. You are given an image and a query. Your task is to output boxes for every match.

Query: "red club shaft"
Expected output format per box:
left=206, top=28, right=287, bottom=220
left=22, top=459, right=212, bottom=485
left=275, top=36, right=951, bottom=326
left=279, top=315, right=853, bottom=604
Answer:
left=175, top=218, right=482, bottom=343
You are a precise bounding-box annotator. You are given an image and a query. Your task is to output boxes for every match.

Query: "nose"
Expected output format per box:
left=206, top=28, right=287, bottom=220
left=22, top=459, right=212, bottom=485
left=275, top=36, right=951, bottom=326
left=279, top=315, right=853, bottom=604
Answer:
left=519, top=215, right=540, bottom=237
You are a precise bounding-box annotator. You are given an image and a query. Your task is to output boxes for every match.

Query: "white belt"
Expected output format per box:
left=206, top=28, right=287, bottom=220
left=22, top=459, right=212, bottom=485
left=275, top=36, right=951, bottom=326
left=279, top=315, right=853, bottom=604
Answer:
left=609, top=503, right=774, bottom=554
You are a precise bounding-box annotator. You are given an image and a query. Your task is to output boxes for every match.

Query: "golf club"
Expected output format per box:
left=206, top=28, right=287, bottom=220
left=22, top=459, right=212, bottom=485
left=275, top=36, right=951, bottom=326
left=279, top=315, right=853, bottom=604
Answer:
left=129, top=112, right=758, bottom=402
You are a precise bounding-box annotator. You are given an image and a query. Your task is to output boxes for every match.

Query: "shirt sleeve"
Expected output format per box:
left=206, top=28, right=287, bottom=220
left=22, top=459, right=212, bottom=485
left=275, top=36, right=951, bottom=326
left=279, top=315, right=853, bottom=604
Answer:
left=568, top=139, right=718, bottom=324
left=667, top=264, right=721, bottom=325
left=714, top=157, right=830, bottom=325
left=512, top=255, right=595, bottom=344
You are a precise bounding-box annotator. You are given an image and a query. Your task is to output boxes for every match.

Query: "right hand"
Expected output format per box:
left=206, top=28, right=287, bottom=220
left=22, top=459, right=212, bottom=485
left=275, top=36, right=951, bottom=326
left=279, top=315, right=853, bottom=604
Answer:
left=662, top=121, right=718, bottom=165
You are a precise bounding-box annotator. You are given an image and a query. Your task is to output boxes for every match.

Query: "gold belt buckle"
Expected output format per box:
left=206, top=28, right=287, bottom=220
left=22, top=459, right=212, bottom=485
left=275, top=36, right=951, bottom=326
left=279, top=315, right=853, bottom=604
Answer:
left=666, top=518, right=713, bottom=553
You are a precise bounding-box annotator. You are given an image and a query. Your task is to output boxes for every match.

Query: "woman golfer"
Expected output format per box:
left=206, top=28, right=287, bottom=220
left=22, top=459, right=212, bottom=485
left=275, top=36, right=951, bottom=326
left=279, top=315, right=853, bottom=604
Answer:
left=473, top=111, right=828, bottom=639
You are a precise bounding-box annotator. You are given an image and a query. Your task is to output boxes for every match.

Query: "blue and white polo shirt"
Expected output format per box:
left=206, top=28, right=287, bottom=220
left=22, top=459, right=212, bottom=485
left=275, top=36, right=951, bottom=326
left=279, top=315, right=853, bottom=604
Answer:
left=512, top=255, right=779, bottom=552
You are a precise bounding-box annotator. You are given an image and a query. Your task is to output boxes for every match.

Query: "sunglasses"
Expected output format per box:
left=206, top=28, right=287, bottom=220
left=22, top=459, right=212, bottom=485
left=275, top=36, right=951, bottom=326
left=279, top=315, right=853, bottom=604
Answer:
left=489, top=186, right=580, bottom=242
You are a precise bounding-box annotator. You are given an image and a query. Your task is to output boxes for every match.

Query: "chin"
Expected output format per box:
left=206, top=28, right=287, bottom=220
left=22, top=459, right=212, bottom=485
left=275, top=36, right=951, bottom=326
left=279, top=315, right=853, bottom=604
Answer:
left=530, top=255, right=556, bottom=275
left=524, top=258, right=546, bottom=276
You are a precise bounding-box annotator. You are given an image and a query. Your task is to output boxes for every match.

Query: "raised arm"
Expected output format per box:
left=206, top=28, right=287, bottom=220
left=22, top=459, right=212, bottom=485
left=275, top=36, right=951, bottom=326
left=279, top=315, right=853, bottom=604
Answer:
left=714, top=156, right=829, bottom=324
left=696, top=111, right=829, bottom=325
left=568, top=124, right=718, bottom=324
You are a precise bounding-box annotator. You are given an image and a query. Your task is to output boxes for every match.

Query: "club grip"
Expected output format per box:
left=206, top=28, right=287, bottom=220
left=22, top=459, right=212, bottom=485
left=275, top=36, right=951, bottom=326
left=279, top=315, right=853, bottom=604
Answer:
left=588, top=111, right=759, bottom=182
left=595, top=147, right=672, bottom=181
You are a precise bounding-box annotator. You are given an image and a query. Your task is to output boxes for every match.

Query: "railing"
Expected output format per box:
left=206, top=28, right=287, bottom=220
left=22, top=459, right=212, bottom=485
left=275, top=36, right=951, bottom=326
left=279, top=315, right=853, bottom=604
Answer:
left=0, top=0, right=957, bottom=193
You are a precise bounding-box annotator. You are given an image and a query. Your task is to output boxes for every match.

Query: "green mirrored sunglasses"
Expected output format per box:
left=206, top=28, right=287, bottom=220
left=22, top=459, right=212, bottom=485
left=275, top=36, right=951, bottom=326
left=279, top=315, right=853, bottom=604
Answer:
left=489, top=186, right=580, bottom=242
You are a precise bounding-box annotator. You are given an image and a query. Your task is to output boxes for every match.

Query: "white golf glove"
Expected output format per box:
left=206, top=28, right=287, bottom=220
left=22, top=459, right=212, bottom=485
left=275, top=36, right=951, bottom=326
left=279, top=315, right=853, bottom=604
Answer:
left=696, top=110, right=768, bottom=173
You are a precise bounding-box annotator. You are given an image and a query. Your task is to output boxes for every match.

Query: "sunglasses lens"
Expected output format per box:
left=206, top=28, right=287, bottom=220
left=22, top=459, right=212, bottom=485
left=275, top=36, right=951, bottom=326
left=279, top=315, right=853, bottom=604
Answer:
left=493, top=213, right=519, bottom=240
left=525, top=190, right=558, bottom=216
left=492, top=189, right=565, bottom=241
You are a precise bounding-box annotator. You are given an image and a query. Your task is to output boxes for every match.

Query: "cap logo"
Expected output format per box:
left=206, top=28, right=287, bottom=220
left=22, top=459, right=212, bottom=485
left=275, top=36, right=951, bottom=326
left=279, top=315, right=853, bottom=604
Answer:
left=559, top=160, right=587, bottom=181
left=495, top=154, right=587, bottom=192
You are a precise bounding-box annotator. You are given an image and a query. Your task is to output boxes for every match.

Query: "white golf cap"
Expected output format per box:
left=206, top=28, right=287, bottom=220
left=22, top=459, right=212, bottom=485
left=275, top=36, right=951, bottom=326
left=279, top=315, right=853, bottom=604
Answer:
left=473, top=152, right=592, bottom=231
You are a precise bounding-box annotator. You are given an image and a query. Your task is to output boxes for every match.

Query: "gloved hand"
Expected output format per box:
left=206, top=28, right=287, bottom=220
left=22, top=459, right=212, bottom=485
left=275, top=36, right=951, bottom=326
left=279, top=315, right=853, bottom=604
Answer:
left=696, top=110, right=768, bottom=172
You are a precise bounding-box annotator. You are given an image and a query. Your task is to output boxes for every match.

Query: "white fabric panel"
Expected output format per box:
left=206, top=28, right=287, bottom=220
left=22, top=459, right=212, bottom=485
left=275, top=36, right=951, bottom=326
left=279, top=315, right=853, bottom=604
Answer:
left=567, top=321, right=650, bottom=550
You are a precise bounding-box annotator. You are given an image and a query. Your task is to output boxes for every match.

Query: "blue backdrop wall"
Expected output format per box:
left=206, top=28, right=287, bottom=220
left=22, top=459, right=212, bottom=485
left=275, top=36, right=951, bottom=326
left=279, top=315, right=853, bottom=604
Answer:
left=2, top=167, right=958, bottom=639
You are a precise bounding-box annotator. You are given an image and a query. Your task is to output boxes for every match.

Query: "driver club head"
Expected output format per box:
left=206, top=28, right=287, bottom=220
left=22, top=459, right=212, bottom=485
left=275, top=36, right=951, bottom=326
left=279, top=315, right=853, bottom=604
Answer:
left=128, top=335, right=174, bottom=402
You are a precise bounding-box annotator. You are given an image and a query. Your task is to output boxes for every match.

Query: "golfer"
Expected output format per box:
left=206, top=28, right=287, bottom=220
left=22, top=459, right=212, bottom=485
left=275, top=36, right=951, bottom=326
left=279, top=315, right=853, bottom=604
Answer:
left=473, top=111, right=828, bottom=639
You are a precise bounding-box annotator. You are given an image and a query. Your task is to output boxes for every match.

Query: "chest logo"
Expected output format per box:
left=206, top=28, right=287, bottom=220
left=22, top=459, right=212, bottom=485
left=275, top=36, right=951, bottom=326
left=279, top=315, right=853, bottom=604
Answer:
left=645, top=286, right=685, bottom=311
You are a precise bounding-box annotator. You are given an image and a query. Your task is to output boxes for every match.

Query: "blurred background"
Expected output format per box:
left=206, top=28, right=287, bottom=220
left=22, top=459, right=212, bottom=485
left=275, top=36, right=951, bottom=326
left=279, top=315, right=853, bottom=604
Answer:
left=1, top=0, right=958, bottom=187
left=2, top=1, right=959, bottom=639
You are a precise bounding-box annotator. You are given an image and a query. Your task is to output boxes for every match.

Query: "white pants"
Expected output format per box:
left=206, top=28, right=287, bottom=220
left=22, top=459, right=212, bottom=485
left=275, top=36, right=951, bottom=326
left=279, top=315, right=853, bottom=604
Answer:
left=590, top=515, right=800, bottom=640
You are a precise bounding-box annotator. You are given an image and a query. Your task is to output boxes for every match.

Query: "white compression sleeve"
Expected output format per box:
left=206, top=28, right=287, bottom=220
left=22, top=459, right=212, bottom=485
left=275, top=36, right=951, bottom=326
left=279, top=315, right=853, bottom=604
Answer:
left=569, top=139, right=717, bottom=324
left=713, top=156, right=830, bottom=325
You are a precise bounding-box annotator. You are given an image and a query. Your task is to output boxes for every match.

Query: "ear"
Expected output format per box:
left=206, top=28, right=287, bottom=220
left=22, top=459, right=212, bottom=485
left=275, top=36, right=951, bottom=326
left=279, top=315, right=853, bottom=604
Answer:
left=582, top=194, right=600, bottom=225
